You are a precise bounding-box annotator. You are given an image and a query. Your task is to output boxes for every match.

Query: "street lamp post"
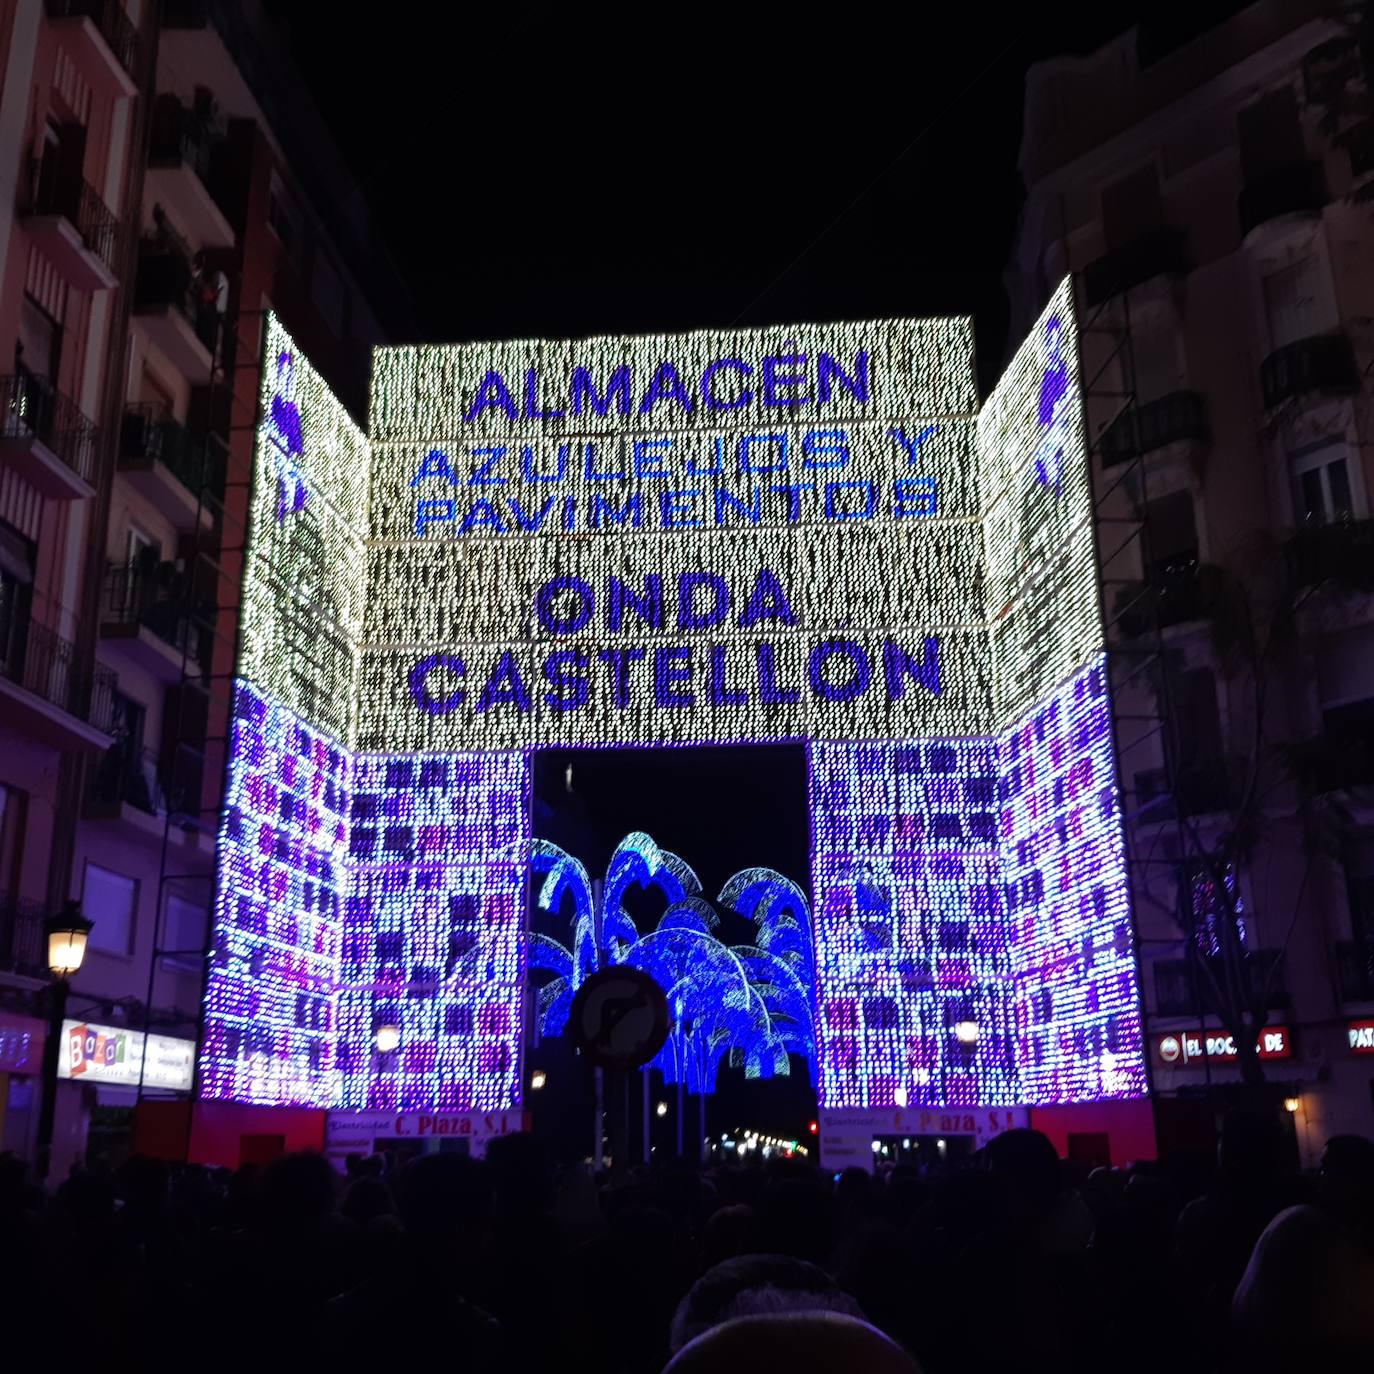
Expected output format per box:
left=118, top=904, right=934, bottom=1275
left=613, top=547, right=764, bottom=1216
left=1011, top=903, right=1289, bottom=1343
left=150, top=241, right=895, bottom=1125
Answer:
left=35, top=900, right=93, bottom=1183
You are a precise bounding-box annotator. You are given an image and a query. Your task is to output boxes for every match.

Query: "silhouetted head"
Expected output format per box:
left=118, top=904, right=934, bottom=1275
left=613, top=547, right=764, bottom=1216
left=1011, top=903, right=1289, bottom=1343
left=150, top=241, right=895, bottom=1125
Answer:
left=984, top=1129, right=1061, bottom=1216
left=484, top=1131, right=552, bottom=1218
left=118, top=1155, right=170, bottom=1215
left=400, top=1153, right=491, bottom=1242
left=755, top=1176, right=838, bottom=1263
left=670, top=1254, right=863, bottom=1353
left=702, top=1204, right=758, bottom=1267
left=342, top=1173, right=394, bottom=1226
left=258, top=1151, right=336, bottom=1226
left=1321, top=1134, right=1374, bottom=1228
left=1218, top=1110, right=1286, bottom=1184
left=666, top=1312, right=920, bottom=1374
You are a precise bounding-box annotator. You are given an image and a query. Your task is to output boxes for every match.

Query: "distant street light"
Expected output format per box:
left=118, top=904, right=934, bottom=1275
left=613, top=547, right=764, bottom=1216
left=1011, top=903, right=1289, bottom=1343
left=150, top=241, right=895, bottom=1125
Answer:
left=375, top=1023, right=401, bottom=1053
left=531, top=1069, right=547, bottom=1091
left=36, top=901, right=94, bottom=1181
left=954, top=1020, right=979, bottom=1046
left=656, top=1100, right=668, bottom=1118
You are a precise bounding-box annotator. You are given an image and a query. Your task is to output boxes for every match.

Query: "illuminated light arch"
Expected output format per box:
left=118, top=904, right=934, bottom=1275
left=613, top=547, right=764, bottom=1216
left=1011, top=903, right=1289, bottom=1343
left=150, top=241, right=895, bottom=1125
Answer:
left=198, top=282, right=1147, bottom=1120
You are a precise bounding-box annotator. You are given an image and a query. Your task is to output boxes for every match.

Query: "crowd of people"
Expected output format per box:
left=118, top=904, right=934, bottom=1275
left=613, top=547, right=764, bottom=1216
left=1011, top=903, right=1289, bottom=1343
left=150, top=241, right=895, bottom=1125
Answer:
left=1, top=1115, right=1371, bottom=1372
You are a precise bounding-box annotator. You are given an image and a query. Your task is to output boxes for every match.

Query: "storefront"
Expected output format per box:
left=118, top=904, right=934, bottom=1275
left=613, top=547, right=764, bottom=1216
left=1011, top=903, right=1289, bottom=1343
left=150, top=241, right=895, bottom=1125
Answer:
left=54, top=1018, right=196, bottom=1172
left=323, top=1109, right=530, bottom=1170
left=0, top=1011, right=44, bottom=1157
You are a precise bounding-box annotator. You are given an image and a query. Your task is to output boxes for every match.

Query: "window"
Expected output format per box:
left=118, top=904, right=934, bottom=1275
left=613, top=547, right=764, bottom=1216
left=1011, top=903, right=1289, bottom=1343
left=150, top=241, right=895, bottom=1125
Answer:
left=267, top=173, right=301, bottom=260
left=1263, top=256, right=1329, bottom=351
left=0, top=782, right=26, bottom=903
left=82, top=863, right=138, bottom=956
left=310, top=251, right=347, bottom=338
left=1182, top=859, right=1245, bottom=959
left=137, top=369, right=175, bottom=420
left=127, top=526, right=160, bottom=569
left=17, top=295, right=61, bottom=386
left=1143, top=490, right=1198, bottom=575
left=1101, top=165, right=1163, bottom=249
left=161, top=895, right=206, bottom=971
left=0, top=566, right=33, bottom=681
left=1346, top=841, right=1374, bottom=943
left=1131, top=326, right=1181, bottom=404
left=1291, top=439, right=1358, bottom=524
left=1238, top=86, right=1305, bottom=180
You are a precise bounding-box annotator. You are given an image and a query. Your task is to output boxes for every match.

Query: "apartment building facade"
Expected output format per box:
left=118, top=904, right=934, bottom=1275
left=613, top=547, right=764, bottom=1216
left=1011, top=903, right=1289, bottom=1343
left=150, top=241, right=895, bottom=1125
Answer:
left=1010, top=0, right=1374, bottom=1163
left=0, top=0, right=405, bottom=1176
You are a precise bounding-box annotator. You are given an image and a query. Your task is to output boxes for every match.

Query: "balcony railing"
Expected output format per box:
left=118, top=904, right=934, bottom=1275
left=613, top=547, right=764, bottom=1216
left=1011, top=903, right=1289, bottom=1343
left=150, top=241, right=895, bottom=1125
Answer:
left=1239, top=161, right=1327, bottom=238
left=1343, top=119, right=1374, bottom=179
left=0, top=894, right=46, bottom=980
left=1335, top=940, right=1374, bottom=1002
left=1115, top=558, right=1223, bottom=637
left=1288, top=731, right=1374, bottom=795
left=0, top=372, right=100, bottom=485
left=134, top=236, right=219, bottom=352
left=120, top=406, right=224, bottom=501
left=1099, top=391, right=1208, bottom=468
left=1285, top=518, right=1374, bottom=592
left=1082, top=227, right=1189, bottom=308
left=1133, top=763, right=1238, bottom=821
left=1154, top=950, right=1289, bottom=1017
left=46, top=0, right=139, bottom=78
left=0, top=605, right=115, bottom=730
left=101, top=561, right=213, bottom=672
left=23, top=151, right=122, bottom=280
left=92, top=739, right=168, bottom=816
left=1260, top=333, right=1359, bottom=409
left=149, top=92, right=224, bottom=186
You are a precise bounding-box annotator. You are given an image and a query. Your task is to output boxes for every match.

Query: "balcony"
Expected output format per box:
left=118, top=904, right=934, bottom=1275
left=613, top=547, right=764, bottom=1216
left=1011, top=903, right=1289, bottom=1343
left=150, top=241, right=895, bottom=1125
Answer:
left=1114, top=558, right=1224, bottom=637
left=1082, top=228, right=1189, bottom=309
left=0, top=607, right=115, bottom=749
left=119, top=407, right=222, bottom=530
left=1342, top=119, right=1374, bottom=180
left=1260, top=333, right=1358, bottom=410
left=133, top=235, right=219, bottom=378
left=88, top=739, right=172, bottom=839
left=1099, top=391, right=1208, bottom=469
left=1285, top=519, right=1374, bottom=593
left=0, top=896, right=47, bottom=982
left=98, top=562, right=212, bottom=683
left=1154, top=950, right=1289, bottom=1018
left=0, top=373, right=100, bottom=499
left=147, top=93, right=234, bottom=250
left=19, top=152, right=121, bottom=292
left=1335, top=940, right=1374, bottom=1002
left=1239, top=161, right=1327, bottom=241
left=1133, top=760, right=1238, bottom=822
left=44, top=0, right=139, bottom=98
left=1288, top=731, right=1374, bottom=796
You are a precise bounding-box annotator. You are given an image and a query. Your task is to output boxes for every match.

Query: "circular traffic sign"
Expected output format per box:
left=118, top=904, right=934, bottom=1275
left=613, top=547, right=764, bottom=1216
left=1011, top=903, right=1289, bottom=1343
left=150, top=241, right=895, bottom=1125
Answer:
left=569, top=966, right=670, bottom=1071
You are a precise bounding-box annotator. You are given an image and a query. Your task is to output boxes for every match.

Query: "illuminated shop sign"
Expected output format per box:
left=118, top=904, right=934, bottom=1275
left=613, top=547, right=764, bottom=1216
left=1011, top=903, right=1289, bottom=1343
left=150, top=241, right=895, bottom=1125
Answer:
left=1152, top=1027, right=1292, bottom=1067
left=1348, top=1020, right=1374, bottom=1053
left=59, top=1020, right=195, bottom=1092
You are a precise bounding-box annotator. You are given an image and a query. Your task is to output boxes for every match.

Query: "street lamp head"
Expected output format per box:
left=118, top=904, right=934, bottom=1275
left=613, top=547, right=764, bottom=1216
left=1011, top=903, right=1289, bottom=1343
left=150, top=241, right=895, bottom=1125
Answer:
left=954, top=1020, right=979, bottom=1046
left=656, top=1100, right=668, bottom=1118
left=530, top=1069, right=547, bottom=1091
left=374, top=1023, right=401, bottom=1054
left=45, top=901, right=93, bottom=980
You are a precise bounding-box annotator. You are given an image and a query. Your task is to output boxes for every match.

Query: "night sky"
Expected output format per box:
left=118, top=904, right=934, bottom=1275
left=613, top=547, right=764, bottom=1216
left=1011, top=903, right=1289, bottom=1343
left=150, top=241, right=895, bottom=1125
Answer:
left=265, top=2, right=1251, bottom=1142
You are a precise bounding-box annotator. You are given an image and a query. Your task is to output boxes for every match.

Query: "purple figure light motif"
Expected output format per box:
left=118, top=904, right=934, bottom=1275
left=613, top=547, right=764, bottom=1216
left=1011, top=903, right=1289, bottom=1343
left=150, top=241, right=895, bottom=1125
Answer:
left=1033, top=316, right=1070, bottom=496
left=269, top=350, right=308, bottom=521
